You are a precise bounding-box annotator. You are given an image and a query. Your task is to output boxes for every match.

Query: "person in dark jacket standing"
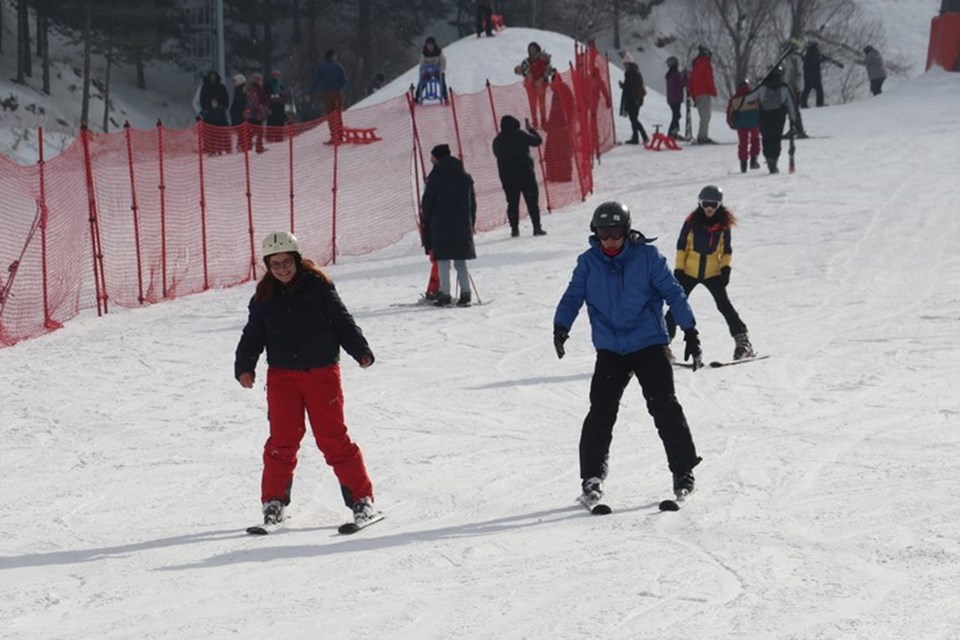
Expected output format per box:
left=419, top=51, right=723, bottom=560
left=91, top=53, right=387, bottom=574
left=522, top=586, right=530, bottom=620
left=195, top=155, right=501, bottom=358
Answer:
left=421, top=144, right=478, bottom=307
left=861, top=45, right=887, bottom=96
left=229, top=73, right=247, bottom=127
left=553, top=201, right=703, bottom=509
left=619, top=52, right=648, bottom=145
left=492, top=114, right=546, bottom=237
left=801, top=42, right=843, bottom=107
left=198, top=70, right=230, bottom=154
left=235, top=231, right=379, bottom=529
left=664, top=56, right=685, bottom=139
left=309, top=49, right=348, bottom=142
left=666, top=185, right=754, bottom=362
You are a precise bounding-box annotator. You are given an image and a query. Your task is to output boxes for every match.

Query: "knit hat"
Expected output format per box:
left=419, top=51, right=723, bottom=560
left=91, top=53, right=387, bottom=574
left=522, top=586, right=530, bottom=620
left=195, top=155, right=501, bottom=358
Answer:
left=621, top=52, right=635, bottom=65
left=232, top=73, right=246, bottom=85
left=431, top=144, right=451, bottom=160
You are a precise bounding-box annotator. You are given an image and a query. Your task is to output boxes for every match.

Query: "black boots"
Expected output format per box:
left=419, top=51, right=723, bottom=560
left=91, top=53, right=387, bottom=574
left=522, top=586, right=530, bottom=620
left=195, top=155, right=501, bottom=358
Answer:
left=767, top=158, right=779, bottom=174
left=750, top=156, right=761, bottom=170
left=740, top=159, right=748, bottom=173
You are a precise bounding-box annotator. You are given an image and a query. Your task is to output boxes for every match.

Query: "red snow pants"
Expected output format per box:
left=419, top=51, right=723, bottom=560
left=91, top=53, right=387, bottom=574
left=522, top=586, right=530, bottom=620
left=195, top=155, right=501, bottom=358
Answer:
left=261, top=365, right=373, bottom=507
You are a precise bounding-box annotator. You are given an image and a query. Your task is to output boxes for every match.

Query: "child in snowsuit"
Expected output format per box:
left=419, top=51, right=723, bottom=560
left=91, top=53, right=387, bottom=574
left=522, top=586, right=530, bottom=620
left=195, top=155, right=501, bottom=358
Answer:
left=727, top=80, right=761, bottom=172
left=515, top=42, right=553, bottom=127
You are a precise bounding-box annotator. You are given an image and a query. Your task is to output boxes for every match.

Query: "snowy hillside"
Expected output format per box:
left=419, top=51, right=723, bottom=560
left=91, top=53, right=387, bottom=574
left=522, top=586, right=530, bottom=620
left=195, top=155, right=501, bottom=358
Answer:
left=3, top=4, right=960, bottom=640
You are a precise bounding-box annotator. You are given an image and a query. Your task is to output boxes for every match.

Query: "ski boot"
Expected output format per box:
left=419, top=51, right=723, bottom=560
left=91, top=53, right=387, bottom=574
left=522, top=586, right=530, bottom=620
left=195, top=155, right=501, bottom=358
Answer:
left=672, top=470, right=695, bottom=500
left=262, top=499, right=286, bottom=525
left=351, top=497, right=378, bottom=526
left=733, top=332, right=755, bottom=360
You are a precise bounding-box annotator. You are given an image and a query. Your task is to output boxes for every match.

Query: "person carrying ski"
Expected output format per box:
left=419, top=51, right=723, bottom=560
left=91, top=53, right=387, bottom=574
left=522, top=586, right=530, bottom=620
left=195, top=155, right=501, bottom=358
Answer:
left=234, top=231, right=379, bottom=529
left=666, top=185, right=754, bottom=362
left=801, top=42, right=843, bottom=107
left=727, top=79, right=761, bottom=172
left=688, top=46, right=718, bottom=143
left=553, top=201, right=703, bottom=509
left=743, top=65, right=797, bottom=174
left=619, top=52, right=648, bottom=145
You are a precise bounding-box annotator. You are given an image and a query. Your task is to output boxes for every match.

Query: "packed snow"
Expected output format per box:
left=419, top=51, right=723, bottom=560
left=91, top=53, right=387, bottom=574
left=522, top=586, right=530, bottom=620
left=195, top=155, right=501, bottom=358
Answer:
left=3, top=5, right=960, bottom=640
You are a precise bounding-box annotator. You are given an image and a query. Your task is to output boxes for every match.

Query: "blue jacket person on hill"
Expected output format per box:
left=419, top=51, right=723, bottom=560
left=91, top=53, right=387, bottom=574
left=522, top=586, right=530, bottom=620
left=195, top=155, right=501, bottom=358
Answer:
left=553, top=201, right=703, bottom=505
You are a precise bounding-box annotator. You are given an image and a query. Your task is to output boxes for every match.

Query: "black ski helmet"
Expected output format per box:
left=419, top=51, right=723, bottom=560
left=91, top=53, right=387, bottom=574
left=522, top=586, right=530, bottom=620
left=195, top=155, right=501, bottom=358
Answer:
left=591, top=201, right=631, bottom=232
left=697, top=185, right=723, bottom=205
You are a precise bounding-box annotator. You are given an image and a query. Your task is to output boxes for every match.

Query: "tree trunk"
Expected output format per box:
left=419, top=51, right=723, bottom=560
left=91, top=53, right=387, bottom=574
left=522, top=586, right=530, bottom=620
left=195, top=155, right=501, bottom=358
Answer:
left=81, top=0, right=92, bottom=125
left=613, top=0, right=621, bottom=51
left=136, top=56, right=146, bottom=90
left=102, top=55, right=112, bottom=133
left=41, top=12, right=50, bottom=95
left=353, top=0, right=373, bottom=105
left=16, top=0, right=28, bottom=83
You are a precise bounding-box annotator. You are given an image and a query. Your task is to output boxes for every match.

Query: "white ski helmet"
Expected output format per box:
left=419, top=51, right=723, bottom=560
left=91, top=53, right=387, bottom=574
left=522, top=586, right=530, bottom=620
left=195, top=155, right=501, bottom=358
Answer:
left=261, top=231, right=300, bottom=258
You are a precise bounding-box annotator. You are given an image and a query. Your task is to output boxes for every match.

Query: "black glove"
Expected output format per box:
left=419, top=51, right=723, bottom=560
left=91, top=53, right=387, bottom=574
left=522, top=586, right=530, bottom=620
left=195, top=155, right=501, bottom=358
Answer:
left=720, top=266, right=731, bottom=286
left=673, top=269, right=684, bottom=283
left=683, top=328, right=702, bottom=371
left=554, top=325, right=569, bottom=360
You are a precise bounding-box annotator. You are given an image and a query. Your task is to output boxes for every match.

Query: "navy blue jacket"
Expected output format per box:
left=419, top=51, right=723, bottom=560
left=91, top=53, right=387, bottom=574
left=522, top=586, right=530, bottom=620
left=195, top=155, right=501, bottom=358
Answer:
left=234, top=271, right=372, bottom=378
left=554, top=232, right=696, bottom=354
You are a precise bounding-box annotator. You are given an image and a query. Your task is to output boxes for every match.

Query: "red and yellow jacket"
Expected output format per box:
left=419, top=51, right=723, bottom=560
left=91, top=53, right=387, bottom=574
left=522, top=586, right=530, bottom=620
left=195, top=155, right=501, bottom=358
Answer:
left=674, top=214, right=732, bottom=281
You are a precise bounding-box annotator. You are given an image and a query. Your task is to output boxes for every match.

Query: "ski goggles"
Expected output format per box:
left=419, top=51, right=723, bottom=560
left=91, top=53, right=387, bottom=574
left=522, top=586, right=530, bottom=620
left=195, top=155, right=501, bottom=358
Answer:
left=596, top=227, right=626, bottom=240
left=700, top=200, right=721, bottom=210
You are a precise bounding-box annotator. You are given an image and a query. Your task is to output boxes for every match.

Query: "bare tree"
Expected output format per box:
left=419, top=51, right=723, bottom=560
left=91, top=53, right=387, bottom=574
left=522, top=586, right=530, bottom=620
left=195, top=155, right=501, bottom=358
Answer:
left=674, top=0, right=781, bottom=99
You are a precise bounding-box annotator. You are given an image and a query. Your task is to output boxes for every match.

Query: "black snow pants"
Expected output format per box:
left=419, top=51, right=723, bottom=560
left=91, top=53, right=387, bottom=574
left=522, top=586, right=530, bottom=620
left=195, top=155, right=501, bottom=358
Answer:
left=579, top=347, right=701, bottom=481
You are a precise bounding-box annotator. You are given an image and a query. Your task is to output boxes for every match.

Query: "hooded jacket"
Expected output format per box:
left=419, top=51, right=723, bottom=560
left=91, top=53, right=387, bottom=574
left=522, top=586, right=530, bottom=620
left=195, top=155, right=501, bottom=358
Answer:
left=420, top=156, right=477, bottom=261
left=674, top=209, right=733, bottom=281
left=492, top=115, right=542, bottom=178
left=554, top=232, right=695, bottom=354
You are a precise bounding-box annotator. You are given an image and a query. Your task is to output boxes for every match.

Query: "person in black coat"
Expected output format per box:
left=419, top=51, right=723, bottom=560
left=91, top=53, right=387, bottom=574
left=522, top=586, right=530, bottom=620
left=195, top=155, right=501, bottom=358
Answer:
left=492, top=114, right=546, bottom=237
left=199, top=70, right=230, bottom=153
left=420, top=144, right=478, bottom=307
left=801, top=42, right=843, bottom=107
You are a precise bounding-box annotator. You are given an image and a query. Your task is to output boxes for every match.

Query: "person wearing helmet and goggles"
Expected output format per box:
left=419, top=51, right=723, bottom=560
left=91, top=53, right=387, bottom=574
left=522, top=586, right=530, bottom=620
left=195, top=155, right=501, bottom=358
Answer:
left=553, top=201, right=703, bottom=507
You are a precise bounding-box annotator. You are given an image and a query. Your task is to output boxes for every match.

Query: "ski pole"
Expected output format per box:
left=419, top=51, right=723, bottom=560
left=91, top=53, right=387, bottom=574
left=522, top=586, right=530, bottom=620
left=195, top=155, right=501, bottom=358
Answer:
left=788, top=130, right=796, bottom=173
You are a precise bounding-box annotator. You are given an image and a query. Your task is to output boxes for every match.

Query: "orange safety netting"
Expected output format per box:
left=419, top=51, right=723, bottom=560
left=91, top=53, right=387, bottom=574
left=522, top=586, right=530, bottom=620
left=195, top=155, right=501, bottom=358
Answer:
left=0, top=43, right=615, bottom=347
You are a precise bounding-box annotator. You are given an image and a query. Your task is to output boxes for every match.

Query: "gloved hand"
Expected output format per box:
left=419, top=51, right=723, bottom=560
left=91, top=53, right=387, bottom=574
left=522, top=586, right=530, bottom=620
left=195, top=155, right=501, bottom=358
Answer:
left=720, top=266, right=731, bottom=286
left=683, top=328, right=702, bottom=371
left=673, top=269, right=684, bottom=283
left=554, top=325, right=569, bottom=360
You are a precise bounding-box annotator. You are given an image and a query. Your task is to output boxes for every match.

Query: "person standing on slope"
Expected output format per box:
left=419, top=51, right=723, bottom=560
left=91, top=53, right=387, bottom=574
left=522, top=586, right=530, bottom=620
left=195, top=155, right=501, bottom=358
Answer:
left=665, top=185, right=755, bottom=362
left=665, top=56, right=686, bottom=139
left=688, top=46, right=718, bottom=144
left=553, top=202, right=703, bottom=508
left=743, top=66, right=797, bottom=174
left=235, top=231, right=379, bottom=529
left=492, top=114, right=547, bottom=237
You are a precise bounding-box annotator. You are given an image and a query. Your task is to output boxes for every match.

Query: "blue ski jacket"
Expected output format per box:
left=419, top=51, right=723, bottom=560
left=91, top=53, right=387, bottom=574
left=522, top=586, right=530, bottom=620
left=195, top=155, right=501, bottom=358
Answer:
left=554, top=232, right=695, bottom=354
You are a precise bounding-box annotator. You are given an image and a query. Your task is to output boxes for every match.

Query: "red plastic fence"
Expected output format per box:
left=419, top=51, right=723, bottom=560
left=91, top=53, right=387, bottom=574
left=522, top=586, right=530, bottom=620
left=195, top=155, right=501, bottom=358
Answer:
left=0, top=45, right=615, bottom=347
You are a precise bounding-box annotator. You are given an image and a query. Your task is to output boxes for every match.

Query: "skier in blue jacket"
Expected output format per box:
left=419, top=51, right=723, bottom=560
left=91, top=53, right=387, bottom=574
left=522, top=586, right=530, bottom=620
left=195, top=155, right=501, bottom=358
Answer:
left=553, top=201, right=703, bottom=507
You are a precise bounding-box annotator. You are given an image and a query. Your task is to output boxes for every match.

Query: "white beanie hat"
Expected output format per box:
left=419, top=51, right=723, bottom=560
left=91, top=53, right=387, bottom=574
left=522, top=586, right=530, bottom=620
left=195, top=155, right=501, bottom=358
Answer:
left=621, top=52, right=635, bottom=65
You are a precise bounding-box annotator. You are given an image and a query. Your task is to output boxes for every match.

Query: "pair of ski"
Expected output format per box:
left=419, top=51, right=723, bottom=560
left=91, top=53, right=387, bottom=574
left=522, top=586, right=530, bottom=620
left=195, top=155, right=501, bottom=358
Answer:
left=578, top=491, right=692, bottom=515
left=246, top=512, right=385, bottom=536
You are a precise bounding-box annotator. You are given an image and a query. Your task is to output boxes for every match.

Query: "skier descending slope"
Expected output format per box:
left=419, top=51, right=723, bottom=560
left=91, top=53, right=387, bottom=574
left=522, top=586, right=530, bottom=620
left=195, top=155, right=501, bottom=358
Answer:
left=235, top=231, right=382, bottom=533
left=552, top=202, right=703, bottom=511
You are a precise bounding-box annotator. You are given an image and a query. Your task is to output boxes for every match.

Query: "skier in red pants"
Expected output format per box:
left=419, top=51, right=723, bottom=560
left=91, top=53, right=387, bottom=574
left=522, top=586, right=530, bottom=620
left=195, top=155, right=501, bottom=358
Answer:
left=235, top=231, right=380, bottom=529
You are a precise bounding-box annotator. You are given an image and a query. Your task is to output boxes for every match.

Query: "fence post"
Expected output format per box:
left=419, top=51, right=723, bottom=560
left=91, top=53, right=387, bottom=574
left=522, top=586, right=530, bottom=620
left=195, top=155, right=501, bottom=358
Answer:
left=37, top=127, right=59, bottom=329
left=449, top=89, right=465, bottom=161
left=242, top=121, right=256, bottom=282
left=287, top=121, right=295, bottom=233
left=195, top=119, right=210, bottom=290
left=331, top=140, right=339, bottom=264
left=80, top=123, right=108, bottom=316
left=156, top=119, right=169, bottom=298
left=405, top=91, right=427, bottom=233
left=124, top=121, right=146, bottom=304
